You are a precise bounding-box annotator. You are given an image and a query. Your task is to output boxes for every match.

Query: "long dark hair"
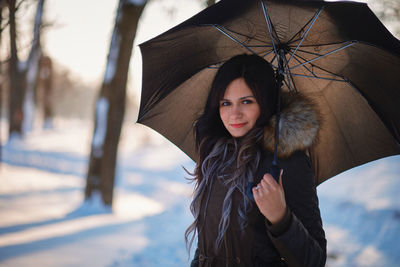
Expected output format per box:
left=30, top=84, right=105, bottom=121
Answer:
left=185, top=54, right=279, bottom=253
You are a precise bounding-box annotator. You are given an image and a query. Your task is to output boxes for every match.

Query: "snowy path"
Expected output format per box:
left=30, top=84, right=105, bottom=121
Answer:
left=0, top=121, right=195, bottom=266
left=0, top=120, right=399, bottom=266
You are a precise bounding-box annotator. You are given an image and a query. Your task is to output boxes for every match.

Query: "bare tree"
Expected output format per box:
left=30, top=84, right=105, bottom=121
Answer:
left=7, top=0, right=45, bottom=138
left=22, top=0, right=45, bottom=132
left=85, top=0, right=147, bottom=206
left=0, top=0, right=6, bottom=162
left=38, top=54, right=53, bottom=128
left=7, top=0, right=25, bottom=137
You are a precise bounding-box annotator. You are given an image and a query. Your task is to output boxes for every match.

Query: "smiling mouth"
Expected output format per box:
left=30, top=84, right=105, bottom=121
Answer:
left=231, top=123, right=246, bottom=128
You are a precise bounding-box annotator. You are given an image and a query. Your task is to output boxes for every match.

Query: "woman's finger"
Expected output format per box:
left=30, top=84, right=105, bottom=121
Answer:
left=262, top=173, right=278, bottom=189
left=260, top=178, right=270, bottom=191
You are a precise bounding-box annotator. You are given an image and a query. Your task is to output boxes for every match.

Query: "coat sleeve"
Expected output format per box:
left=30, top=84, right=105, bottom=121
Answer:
left=267, top=151, right=327, bottom=267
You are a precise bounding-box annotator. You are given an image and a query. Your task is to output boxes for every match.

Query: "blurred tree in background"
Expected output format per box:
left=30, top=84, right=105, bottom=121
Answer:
left=6, top=0, right=45, bottom=138
left=37, top=54, right=53, bottom=128
left=85, top=0, right=218, bottom=207
left=0, top=0, right=5, bottom=161
left=21, top=0, right=44, bottom=133
left=7, top=0, right=25, bottom=136
left=85, top=0, right=147, bottom=206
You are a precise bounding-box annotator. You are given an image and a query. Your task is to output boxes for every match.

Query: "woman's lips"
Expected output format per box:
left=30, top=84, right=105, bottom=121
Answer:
left=231, top=123, right=246, bottom=128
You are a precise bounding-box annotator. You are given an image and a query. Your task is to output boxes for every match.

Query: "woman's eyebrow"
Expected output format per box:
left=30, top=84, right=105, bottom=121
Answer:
left=239, top=95, right=256, bottom=100
left=220, top=95, right=255, bottom=102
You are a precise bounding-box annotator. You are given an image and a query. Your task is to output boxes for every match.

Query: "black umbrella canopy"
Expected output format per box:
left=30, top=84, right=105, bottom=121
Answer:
left=137, top=0, right=400, bottom=184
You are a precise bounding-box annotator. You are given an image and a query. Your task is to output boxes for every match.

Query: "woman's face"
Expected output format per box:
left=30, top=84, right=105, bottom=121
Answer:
left=219, top=78, right=261, bottom=138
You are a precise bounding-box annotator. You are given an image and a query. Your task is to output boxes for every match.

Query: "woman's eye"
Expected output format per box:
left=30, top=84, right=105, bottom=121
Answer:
left=242, top=99, right=253, bottom=104
left=220, top=101, right=230, bottom=107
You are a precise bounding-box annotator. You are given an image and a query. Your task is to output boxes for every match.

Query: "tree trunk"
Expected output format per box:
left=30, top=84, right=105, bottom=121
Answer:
left=85, top=0, right=147, bottom=206
left=39, top=55, right=53, bottom=128
left=7, top=0, right=25, bottom=137
left=7, top=0, right=44, bottom=138
left=0, top=4, right=3, bottom=162
left=22, top=0, right=44, bottom=133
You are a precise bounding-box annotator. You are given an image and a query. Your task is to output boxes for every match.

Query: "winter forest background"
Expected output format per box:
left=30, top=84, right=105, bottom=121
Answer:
left=0, top=0, right=399, bottom=266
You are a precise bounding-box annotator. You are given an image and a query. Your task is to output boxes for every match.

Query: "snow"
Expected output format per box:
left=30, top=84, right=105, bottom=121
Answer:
left=92, top=97, right=109, bottom=158
left=126, top=0, right=147, bottom=6
left=318, top=156, right=400, bottom=266
left=26, top=52, right=41, bottom=85
left=22, top=89, right=36, bottom=133
left=1, top=119, right=400, bottom=266
left=23, top=50, right=41, bottom=132
left=103, top=27, right=121, bottom=85
left=17, top=61, right=27, bottom=73
left=0, top=119, right=194, bottom=266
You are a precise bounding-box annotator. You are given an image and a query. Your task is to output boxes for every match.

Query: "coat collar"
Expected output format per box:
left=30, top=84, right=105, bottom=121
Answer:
left=263, top=92, right=321, bottom=158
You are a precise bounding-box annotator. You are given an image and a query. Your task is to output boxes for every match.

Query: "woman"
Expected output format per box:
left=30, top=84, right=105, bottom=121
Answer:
left=186, top=54, right=326, bottom=267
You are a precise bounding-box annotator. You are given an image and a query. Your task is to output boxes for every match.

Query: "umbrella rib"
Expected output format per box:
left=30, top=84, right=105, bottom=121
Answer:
left=290, top=53, right=319, bottom=79
left=290, top=73, right=347, bottom=82
left=269, top=53, right=278, bottom=69
left=293, top=48, right=326, bottom=58
left=204, top=23, right=272, bottom=47
left=293, top=52, right=349, bottom=82
left=293, top=41, right=360, bottom=48
left=261, top=49, right=276, bottom=59
left=293, top=40, right=359, bottom=57
left=290, top=53, right=348, bottom=82
left=246, top=44, right=274, bottom=48
left=291, top=52, right=339, bottom=81
left=283, top=68, right=298, bottom=92
left=286, top=7, right=324, bottom=66
left=290, top=41, right=357, bottom=70
left=286, top=5, right=324, bottom=45
left=280, top=53, right=297, bottom=92
left=213, top=25, right=258, bottom=55
left=261, top=0, right=279, bottom=56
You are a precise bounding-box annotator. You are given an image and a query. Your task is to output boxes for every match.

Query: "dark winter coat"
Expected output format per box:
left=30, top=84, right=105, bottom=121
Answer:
left=190, top=92, right=326, bottom=267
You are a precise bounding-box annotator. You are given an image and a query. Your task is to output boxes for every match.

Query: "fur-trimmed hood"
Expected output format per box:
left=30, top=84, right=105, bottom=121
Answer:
left=263, top=92, right=321, bottom=158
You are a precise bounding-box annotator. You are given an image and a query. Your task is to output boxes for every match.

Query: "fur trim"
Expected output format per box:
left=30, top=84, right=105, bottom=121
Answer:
left=263, top=92, right=321, bottom=158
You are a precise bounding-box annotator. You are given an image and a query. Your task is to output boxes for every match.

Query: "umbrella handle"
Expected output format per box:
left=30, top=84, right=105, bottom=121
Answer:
left=272, top=52, right=285, bottom=173
left=270, top=164, right=281, bottom=183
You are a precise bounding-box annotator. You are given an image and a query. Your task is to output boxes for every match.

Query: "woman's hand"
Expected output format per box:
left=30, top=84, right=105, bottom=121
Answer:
left=252, top=171, right=286, bottom=225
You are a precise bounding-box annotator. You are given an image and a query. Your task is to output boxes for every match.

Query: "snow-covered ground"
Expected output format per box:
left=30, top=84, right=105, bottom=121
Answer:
left=0, top=119, right=399, bottom=266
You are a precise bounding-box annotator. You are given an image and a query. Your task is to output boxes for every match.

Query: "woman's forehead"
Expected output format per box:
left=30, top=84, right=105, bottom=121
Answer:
left=222, top=78, right=254, bottom=99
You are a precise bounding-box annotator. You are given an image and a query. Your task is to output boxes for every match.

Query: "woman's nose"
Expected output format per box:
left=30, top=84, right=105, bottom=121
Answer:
left=230, top=105, right=242, bottom=118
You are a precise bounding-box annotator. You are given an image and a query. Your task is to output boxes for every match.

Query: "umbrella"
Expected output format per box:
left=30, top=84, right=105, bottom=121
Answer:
left=137, top=0, right=400, bottom=184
